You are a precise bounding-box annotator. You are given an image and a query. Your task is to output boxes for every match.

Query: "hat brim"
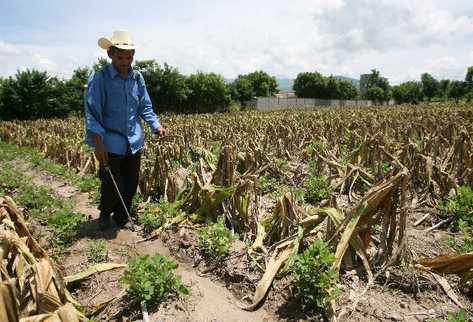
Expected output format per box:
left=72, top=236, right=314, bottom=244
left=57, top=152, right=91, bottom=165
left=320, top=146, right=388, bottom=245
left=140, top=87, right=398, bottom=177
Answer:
left=98, top=37, right=138, bottom=50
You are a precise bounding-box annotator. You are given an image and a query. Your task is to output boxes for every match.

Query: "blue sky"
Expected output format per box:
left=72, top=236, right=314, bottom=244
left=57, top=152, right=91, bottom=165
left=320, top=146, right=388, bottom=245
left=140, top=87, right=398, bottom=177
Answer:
left=1, top=0, right=473, bottom=84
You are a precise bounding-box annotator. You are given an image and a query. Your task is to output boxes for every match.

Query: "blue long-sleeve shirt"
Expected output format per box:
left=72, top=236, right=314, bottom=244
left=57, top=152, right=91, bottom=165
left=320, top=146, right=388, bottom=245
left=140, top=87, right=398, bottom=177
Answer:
left=84, top=63, right=161, bottom=155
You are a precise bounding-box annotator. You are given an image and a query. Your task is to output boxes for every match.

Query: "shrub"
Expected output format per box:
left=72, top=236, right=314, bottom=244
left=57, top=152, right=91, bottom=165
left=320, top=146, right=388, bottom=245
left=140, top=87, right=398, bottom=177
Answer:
left=290, top=239, right=340, bottom=310
left=120, top=255, right=188, bottom=304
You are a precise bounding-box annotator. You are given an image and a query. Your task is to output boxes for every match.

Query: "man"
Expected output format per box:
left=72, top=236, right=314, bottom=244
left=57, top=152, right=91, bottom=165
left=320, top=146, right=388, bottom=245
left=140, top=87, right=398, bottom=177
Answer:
left=85, top=30, right=166, bottom=230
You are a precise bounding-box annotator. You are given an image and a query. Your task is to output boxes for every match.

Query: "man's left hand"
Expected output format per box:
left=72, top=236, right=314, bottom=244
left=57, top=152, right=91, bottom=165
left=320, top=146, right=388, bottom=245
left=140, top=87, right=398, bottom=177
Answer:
left=154, top=127, right=167, bottom=137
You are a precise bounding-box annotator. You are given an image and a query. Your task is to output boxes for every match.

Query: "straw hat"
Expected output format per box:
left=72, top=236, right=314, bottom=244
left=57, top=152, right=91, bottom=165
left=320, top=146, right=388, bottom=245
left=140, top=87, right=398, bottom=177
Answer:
left=98, top=30, right=137, bottom=50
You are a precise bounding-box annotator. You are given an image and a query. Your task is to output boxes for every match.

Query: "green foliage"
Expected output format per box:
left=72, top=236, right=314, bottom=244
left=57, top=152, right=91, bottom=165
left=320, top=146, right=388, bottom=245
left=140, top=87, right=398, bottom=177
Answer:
left=290, top=239, right=340, bottom=310
left=275, top=158, right=289, bottom=171
left=448, top=80, right=467, bottom=103
left=86, top=240, right=108, bottom=263
left=361, top=69, right=391, bottom=101
left=259, top=175, right=279, bottom=194
left=421, top=73, right=439, bottom=101
left=0, top=164, right=27, bottom=194
left=392, top=81, right=423, bottom=104
left=303, top=175, right=332, bottom=204
left=438, top=185, right=473, bottom=225
left=0, top=69, right=70, bottom=120
left=198, top=217, right=236, bottom=260
left=230, top=70, right=278, bottom=105
left=305, top=139, right=327, bottom=155
left=47, top=208, right=86, bottom=248
left=133, top=60, right=189, bottom=113
left=138, top=198, right=185, bottom=231
left=61, top=66, right=90, bottom=116
left=186, top=72, right=231, bottom=113
left=427, top=309, right=468, bottom=322
left=445, top=219, right=473, bottom=253
left=16, top=185, right=65, bottom=221
left=120, top=255, right=188, bottom=304
left=293, top=72, right=358, bottom=99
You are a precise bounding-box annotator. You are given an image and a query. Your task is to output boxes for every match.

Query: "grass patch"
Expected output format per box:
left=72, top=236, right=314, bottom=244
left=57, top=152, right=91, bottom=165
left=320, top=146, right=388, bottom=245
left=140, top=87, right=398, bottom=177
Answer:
left=47, top=208, right=86, bottom=249
left=86, top=240, right=108, bottom=263
left=0, top=163, right=28, bottom=194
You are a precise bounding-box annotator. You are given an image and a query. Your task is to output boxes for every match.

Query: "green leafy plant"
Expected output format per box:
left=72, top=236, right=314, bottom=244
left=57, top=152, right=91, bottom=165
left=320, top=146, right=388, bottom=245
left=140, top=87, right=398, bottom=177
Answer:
left=0, top=164, right=27, bottom=194
left=138, top=198, right=185, bottom=232
left=304, top=139, right=327, bottom=155
left=198, top=217, right=236, bottom=260
left=275, top=158, right=289, bottom=171
left=86, top=240, right=108, bottom=263
left=445, top=219, right=473, bottom=253
left=120, top=255, right=188, bottom=304
left=47, top=208, right=86, bottom=248
left=290, top=239, right=340, bottom=311
left=438, top=185, right=473, bottom=225
left=259, top=175, right=279, bottom=194
left=427, top=309, right=468, bottom=322
left=303, top=175, right=333, bottom=204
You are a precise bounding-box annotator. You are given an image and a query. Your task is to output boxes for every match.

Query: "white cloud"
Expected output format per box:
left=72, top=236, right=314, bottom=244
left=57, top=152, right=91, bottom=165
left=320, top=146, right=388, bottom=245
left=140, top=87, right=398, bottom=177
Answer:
left=2, top=0, right=473, bottom=84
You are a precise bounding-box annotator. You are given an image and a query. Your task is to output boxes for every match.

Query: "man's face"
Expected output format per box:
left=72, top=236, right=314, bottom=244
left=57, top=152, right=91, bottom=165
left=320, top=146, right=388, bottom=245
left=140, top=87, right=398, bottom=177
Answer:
left=110, top=49, right=134, bottom=74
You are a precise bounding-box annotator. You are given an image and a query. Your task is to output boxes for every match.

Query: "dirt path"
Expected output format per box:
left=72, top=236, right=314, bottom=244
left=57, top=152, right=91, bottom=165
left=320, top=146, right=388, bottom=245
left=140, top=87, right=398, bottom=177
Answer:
left=9, top=159, right=277, bottom=322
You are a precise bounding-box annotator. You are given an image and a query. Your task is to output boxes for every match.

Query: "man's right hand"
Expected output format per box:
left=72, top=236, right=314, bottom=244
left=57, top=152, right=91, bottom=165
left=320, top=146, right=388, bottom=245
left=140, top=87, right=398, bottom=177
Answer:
left=92, top=134, right=108, bottom=166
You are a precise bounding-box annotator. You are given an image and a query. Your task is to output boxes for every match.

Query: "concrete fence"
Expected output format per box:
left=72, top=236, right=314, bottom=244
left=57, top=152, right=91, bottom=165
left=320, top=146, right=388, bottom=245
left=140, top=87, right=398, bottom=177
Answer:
left=250, top=97, right=394, bottom=111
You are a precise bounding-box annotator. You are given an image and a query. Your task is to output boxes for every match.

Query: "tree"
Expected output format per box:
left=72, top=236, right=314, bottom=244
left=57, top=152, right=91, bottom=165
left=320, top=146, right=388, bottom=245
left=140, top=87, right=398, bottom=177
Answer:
left=439, top=79, right=450, bottom=99
left=337, top=79, right=358, bottom=99
left=230, top=70, right=278, bottom=106
left=245, top=70, right=278, bottom=97
left=392, top=81, right=423, bottom=104
left=230, top=76, right=253, bottom=106
left=293, top=72, right=327, bottom=98
left=0, top=69, right=68, bottom=120
left=294, top=72, right=358, bottom=100
left=134, top=60, right=189, bottom=113
left=61, top=66, right=91, bottom=116
left=465, top=66, right=473, bottom=88
left=421, top=73, right=439, bottom=101
left=93, top=57, right=109, bottom=71
left=366, top=87, right=386, bottom=103
left=361, top=69, right=391, bottom=101
left=186, top=72, right=231, bottom=113
left=448, top=80, right=466, bottom=103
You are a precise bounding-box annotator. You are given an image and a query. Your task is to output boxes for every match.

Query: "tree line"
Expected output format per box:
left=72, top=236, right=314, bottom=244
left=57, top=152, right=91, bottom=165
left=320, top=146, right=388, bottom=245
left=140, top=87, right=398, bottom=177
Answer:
left=0, top=58, right=472, bottom=120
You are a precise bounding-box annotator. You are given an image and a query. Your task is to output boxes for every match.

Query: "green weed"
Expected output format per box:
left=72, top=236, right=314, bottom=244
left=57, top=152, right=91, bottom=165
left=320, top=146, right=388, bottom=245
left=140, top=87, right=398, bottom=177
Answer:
left=120, top=255, right=188, bottom=304
left=198, top=217, right=236, bottom=260
left=86, top=240, right=108, bottom=263
left=290, top=239, right=340, bottom=311
left=303, top=175, right=333, bottom=204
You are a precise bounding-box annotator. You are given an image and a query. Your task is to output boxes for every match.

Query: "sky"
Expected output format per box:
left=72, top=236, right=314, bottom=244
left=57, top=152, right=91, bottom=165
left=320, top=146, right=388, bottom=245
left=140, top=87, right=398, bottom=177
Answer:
left=1, top=0, right=473, bottom=84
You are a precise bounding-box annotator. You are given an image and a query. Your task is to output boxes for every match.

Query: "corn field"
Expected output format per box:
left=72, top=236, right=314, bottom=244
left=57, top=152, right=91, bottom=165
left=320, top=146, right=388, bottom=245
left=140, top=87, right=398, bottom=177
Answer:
left=1, top=102, right=472, bottom=318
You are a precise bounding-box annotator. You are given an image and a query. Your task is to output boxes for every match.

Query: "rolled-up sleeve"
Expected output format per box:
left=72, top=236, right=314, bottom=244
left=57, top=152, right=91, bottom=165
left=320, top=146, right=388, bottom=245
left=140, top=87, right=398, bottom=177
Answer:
left=137, top=72, right=161, bottom=132
left=85, top=72, right=106, bottom=142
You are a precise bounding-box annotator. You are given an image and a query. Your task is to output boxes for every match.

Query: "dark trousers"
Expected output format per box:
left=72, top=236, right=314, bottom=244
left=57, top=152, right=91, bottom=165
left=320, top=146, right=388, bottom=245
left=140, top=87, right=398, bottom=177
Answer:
left=98, top=150, right=141, bottom=224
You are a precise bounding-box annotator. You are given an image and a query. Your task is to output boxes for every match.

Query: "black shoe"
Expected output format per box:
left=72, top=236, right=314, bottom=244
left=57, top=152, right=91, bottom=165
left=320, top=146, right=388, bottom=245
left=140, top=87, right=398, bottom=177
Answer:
left=98, top=214, right=111, bottom=231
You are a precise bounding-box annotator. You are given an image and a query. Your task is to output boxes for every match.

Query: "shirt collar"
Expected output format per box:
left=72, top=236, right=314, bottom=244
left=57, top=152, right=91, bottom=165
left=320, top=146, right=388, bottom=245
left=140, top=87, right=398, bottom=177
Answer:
left=107, top=63, right=134, bottom=79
